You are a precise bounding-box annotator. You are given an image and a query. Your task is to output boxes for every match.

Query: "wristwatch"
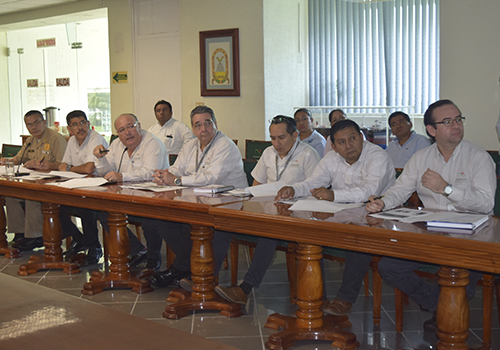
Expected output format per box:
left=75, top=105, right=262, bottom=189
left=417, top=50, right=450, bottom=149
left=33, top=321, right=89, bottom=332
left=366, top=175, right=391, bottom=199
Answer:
left=443, top=184, right=453, bottom=196
left=174, top=177, right=182, bottom=186
left=66, top=164, right=71, bottom=171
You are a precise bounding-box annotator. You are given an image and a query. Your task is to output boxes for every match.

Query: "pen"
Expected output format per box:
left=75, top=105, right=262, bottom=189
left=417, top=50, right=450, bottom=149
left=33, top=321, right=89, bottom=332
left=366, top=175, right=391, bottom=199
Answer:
left=39, top=157, right=45, bottom=167
left=100, top=149, right=110, bottom=154
left=363, top=195, right=384, bottom=204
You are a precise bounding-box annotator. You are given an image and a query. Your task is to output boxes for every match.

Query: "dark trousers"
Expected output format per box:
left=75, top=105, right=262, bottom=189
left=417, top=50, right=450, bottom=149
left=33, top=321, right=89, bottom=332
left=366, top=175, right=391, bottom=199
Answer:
left=59, top=206, right=100, bottom=248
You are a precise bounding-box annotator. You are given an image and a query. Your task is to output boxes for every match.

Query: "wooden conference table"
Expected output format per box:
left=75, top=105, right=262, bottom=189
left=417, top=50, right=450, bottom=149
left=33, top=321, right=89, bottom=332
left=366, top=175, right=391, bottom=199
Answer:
left=211, top=198, right=500, bottom=350
left=1, top=177, right=500, bottom=350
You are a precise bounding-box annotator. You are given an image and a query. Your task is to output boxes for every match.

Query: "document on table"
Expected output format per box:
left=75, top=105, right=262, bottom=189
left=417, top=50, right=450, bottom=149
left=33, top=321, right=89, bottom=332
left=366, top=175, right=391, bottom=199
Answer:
left=368, top=208, right=486, bottom=225
left=288, top=199, right=362, bottom=213
left=49, top=171, right=88, bottom=179
left=120, top=182, right=186, bottom=192
left=224, top=181, right=287, bottom=197
left=21, top=171, right=59, bottom=180
left=46, top=177, right=109, bottom=188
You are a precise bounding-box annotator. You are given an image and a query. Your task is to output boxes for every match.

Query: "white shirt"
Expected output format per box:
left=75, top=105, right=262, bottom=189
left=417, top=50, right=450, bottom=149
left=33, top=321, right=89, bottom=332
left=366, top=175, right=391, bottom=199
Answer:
left=251, top=140, right=320, bottom=185
left=95, top=130, right=169, bottom=182
left=169, top=131, right=248, bottom=188
left=148, top=118, right=194, bottom=154
left=292, top=141, right=395, bottom=202
left=386, top=131, right=431, bottom=168
left=300, top=130, right=326, bottom=158
left=62, top=130, right=108, bottom=175
left=382, top=140, right=496, bottom=214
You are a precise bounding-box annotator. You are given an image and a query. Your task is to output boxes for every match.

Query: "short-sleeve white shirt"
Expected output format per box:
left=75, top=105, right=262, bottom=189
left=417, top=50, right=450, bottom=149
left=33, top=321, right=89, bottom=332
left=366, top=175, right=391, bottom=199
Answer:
left=148, top=118, right=194, bottom=154
left=62, top=130, right=108, bottom=175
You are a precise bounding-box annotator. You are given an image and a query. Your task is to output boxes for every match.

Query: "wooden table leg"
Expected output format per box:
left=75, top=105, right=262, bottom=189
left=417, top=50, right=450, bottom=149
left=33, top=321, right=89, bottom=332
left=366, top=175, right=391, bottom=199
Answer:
left=82, top=212, right=153, bottom=295
left=164, top=224, right=243, bottom=319
left=435, top=266, right=470, bottom=350
left=264, top=243, right=359, bottom=350
left=18, top=202, right=81, bottom=275
left=0, top=195, right=21, bottom=258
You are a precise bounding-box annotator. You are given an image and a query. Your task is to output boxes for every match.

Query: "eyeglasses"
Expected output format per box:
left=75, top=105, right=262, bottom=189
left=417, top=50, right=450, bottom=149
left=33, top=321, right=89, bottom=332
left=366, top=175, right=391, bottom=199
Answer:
left=193, top=119, right=214, bottom=130
left=69, top=120, right=88, bottom=128
left=433, top=117, right=465, bottom=127
left=271, top=116, right=296, bottom=129
left=117, top=123, right=138, bottom=134
left=25, top=119, right=43, bottom=128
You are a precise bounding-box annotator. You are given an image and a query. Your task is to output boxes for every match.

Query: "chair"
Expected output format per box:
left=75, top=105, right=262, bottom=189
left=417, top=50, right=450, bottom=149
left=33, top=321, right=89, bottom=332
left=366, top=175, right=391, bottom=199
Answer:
left=169, top=154, right=178, bottom=166
left=1, top=144, right=22, bottom=158
left=245, top=139, right=272, bottom=160
left=110, top=134, right=119, bottom=144
left=243, top=159, right=258, bottom=186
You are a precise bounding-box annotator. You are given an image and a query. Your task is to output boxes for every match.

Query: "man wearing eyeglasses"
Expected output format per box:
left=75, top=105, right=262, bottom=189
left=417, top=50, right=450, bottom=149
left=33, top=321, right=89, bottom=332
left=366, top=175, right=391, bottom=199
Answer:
left=57, top=110, right=108, bottom=265
left=211, top=115, right=321, bottom=305
left=144, top=105, right=248, bottom=287
left=3, top=110, right=67, bottom=250
left=385, top=111, right=431, bottom=168
left=93, top=113, right=170, bottom=267
left=148, top=100, right=194, bottom=154
left=367, top=99, right=496, bottom=330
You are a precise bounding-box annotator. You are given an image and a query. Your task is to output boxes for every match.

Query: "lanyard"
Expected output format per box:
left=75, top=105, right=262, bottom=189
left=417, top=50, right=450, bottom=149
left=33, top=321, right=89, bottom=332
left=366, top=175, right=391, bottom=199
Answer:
left=195, top=131, right=220, bottom=173
left=275, top=142, right=298, bottom=181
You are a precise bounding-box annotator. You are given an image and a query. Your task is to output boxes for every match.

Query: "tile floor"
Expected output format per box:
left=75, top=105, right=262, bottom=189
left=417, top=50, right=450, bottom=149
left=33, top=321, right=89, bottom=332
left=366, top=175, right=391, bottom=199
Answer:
left=0, top=231, right=498, bottom=350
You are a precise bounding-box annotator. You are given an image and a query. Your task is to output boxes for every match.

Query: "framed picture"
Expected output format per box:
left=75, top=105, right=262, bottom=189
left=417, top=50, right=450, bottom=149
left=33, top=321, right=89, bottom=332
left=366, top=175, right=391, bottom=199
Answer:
left=199, top=28, right=240, bottom=96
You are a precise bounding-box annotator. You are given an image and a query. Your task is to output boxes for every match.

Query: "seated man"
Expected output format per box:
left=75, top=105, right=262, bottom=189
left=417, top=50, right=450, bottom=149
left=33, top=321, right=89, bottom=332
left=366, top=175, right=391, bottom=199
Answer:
left=294, top=108, right=326, bottom=157
left=367, top=99, right=496, bottom=329
left=144, top=105, right=248, bottom=287
left=3, top=110, right=67, bottom=250
left=211, top=115, right=321, bottom=304
left=324, top=109, right=346, bottom=155
left=93, top=113, right=169, bottom=267
left=148, top=100, right=194, bottom=155
left=276, top=119, right=395, bottom=316
left=386, top=111, right=430, bottom=168
left=58, top=110, right=108, bottom=265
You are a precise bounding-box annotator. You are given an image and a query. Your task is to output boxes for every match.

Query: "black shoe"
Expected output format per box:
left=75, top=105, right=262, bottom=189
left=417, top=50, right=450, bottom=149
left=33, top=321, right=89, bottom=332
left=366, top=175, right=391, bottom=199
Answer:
left=64, top=240, right=87, bottom=256
left=423, top=312, right=437, bottom=332
left=129, top=250, right=148, bottom=267
left=150, top=267, right=190, bottom=288
left=12, top=233, right=24, bottom=243
left=145, top=258, right=161, bottom=271
left=15, top=237, right=44, bottom=251
left=84, top=246, right=103, bottom=266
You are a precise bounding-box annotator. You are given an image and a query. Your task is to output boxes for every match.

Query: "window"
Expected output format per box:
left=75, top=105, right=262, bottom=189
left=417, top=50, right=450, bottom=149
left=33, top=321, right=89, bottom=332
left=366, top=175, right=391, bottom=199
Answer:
left=308, top=0, right=439, bottom=114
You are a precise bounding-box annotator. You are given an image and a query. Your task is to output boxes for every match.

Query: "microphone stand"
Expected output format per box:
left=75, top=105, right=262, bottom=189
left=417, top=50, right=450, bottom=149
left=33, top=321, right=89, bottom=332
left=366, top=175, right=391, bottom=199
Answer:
left=117, top=147, right=128, bottom=173
left=15, top=141, right=32, bottom=177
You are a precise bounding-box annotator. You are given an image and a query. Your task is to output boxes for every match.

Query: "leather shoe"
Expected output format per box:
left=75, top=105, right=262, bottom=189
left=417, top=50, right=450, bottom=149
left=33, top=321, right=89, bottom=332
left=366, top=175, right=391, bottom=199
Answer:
left=145, top=258, right=161, bottom=271
left=129, top=250, right=148, bottom=267
left=215, top=285, right=248, bottom=305
left=12, top=233, right=24, bottom=243
left=150, top=267, right=189, bottom=288
left=15, top=237, right=44, bottom=251
left=84, top=246, right=103, bottom=266
left=323, top=298, right=352, bottom=316
left=64, top=240, right=88, bottom=256
left=423, top=312, right=437, bottom=332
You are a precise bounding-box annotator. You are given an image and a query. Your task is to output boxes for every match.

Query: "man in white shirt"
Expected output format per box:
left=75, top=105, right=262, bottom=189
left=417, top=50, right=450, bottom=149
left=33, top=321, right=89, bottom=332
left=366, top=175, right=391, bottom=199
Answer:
left=211, top=116, right=321, bottom=304
left=58, top=110, right=108, bottom=265
left=148, top=100, right=194, bottom=155
left=386, top=111, right=431, bottom=168
left=143, top=106, right=248, bottom=287
left=93, top=113, right=170, bottom=267
left=276, top=119, right=395, bottom=316
left=294, top=108, right=326, bottom=157
left=367, top=99, right=496, bottom=328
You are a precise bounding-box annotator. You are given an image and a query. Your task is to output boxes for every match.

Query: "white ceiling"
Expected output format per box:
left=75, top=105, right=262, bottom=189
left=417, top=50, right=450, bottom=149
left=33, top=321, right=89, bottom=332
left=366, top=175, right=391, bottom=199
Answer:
left=0, top=0, right=79, bottom=16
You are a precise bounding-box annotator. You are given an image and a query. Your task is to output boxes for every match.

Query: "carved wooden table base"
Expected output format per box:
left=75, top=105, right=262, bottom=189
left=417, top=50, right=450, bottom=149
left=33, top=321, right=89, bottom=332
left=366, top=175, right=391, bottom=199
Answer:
left=18, top=202, right=81, bottom=276
left=82, top=212, right=153, bottom=295
left=163, top=225, right=243, bottom=319
left=264, top=243, right=359, bottom=350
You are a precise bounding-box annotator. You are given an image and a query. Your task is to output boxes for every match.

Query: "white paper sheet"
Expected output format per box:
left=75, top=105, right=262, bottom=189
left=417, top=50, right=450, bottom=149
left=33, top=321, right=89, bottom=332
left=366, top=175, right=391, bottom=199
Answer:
left=49, top=171, right=88, bottom=179
left=119, top=182, right=186, bottom=192
left=289, top=199, right=362, bottom=213
left=46, top=177, right=108, bottom=188
left=247, top=180, right=287, bottom=197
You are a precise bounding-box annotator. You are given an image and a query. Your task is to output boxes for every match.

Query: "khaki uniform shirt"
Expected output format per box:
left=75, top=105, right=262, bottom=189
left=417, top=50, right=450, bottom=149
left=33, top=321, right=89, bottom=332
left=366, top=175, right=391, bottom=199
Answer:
left=14, top=128, right=67, bottom=164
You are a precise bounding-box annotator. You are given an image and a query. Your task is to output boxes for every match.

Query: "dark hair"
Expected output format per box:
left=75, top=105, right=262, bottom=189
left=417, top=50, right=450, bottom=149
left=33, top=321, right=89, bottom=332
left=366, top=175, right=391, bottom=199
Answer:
left=330, top=119, right=361, bottom=143
left=270, top=115, right=297, bottom=135
left=154, top=100, right=172, bottom=113
left=293, top=108, right=311, bottom=118
left=66, top=110, right=87, bottom=125
left=388, top=111, right=411, bottom=126
left=423, top=99, right=460, bottom=140
left=190, top=105, right=216, bottom=124
left=24, top=110, right=44, bottom=120
left=328, top=109, right=345, bottom=123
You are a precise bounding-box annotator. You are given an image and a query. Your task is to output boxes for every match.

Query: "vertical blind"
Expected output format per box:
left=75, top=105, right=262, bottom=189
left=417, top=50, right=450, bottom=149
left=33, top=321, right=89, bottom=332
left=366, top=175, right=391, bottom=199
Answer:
left=309, top=0, right=439, bottom=113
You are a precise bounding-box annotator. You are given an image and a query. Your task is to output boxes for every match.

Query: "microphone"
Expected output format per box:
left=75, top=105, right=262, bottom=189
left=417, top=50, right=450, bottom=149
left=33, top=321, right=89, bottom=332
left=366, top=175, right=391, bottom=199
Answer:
left=15, top=141, right=32, bottom=177
left=117, top=147, right=128, bottom=173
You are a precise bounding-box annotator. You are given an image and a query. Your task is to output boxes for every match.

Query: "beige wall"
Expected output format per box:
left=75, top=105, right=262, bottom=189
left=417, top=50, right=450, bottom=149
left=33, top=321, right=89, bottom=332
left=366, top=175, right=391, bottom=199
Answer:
left=180, top=0, right=265, bottom=153
left=440, top=0, right=500, bottom=151
left=0, top=32, right=10, bottom=143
